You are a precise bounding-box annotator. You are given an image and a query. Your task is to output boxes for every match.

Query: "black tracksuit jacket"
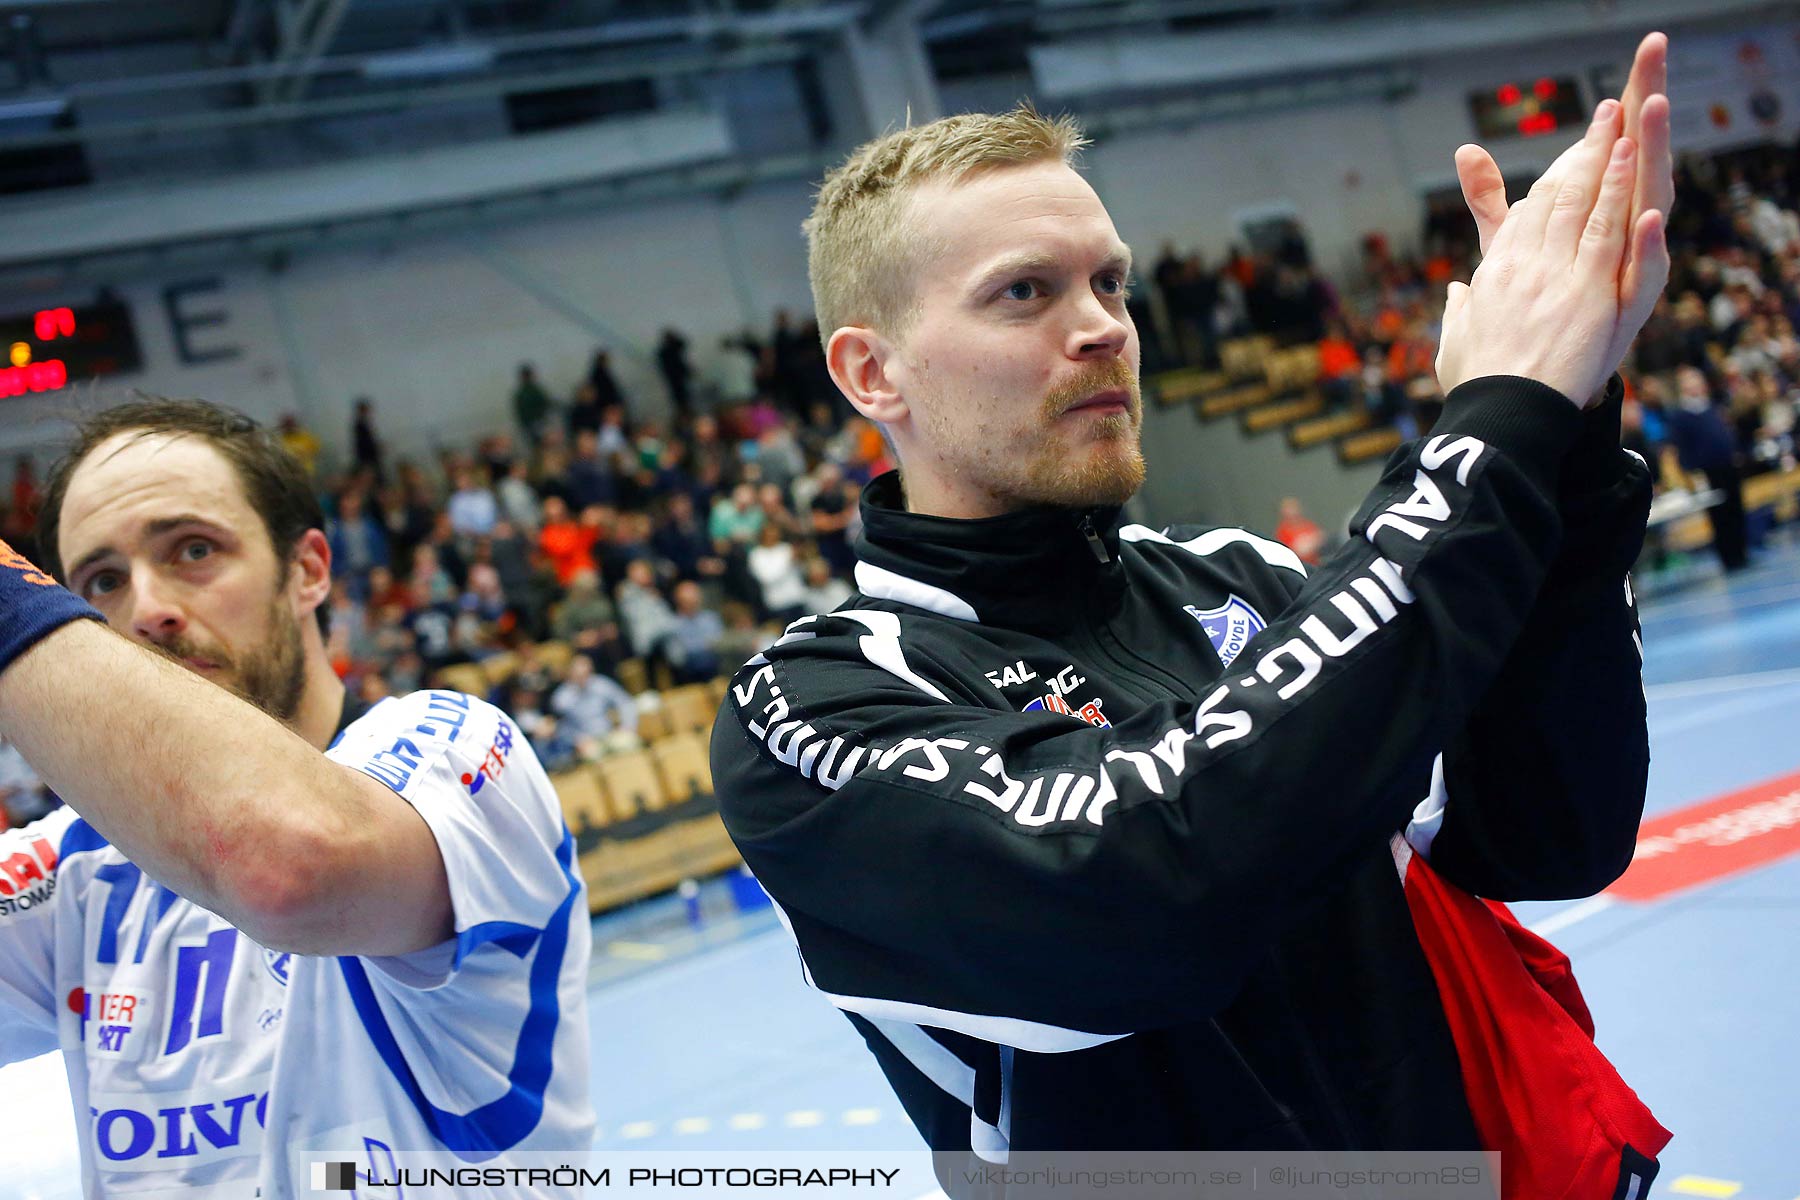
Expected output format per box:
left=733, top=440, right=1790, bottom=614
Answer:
left=712, top=375, right=1653, bottom=1153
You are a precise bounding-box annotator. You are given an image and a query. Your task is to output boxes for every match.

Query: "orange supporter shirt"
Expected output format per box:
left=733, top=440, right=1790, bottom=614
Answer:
left=539, top=520, right=598, bottom=586
left=1318, top=337, right=1361, bottom=380
left=1275, top=516, right=1325, bottom=566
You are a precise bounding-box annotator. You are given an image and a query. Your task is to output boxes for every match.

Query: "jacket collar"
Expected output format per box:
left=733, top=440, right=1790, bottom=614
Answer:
left=852, top=471, right=1124, bottom=633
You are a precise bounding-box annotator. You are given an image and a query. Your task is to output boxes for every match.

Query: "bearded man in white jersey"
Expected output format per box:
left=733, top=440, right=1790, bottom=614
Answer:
left=0, top=399, right=594, bottom=1197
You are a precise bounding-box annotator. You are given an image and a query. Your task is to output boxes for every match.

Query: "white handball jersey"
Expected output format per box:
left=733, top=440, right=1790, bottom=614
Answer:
left=0, top=689, right=594, bottom=1198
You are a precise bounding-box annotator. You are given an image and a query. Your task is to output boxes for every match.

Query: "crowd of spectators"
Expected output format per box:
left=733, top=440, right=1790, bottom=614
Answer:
left=3, top=141, right=1798, bottom=826
left=296, top=310, right=887, bottom=775
left=1148, top=141, right=1800, bottom=573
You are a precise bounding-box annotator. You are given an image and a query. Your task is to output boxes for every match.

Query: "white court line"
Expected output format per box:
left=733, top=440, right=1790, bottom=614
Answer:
left=1527, top=895, right=1617, bottom=937
left=1644, top=666, right=1800, bottom=703
left=1642, top=580, right=1800, bottom=621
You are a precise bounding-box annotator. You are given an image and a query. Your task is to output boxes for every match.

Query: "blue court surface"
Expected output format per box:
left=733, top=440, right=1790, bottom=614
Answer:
left=4, top=535, right=1797, bottom=1198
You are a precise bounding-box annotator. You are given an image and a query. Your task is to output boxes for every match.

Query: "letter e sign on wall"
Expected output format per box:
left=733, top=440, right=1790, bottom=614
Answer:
left=162, top=278, right=242, bottom=365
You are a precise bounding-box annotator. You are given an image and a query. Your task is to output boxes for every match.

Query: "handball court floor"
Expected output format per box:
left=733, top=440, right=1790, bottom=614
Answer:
left=4, top=533, right=1798, bottom=1198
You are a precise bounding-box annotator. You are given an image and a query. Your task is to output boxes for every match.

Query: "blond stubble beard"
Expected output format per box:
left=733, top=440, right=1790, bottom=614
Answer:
left=924, top=357, right=1146, bottom=511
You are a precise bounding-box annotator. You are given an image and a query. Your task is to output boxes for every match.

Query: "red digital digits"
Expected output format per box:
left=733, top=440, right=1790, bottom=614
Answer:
left=33, top=307, right=75, bottom=341
left=0, top=360, right=67, bottom=396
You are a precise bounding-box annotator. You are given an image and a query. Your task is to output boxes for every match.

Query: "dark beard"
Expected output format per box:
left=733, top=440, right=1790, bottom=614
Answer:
left=156, top=593, right=307, bottom=724
left=234, top=597, right=307, bottom=723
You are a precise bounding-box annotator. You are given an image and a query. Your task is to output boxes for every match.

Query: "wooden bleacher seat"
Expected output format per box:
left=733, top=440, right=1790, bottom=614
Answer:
left=1744, top=464, right=1800, bottom=521
left=598, top=749, right=667, bottom=819
left=1264, top=345, right=1321, bottom=392
left=652, top=732, right=714, bottom=804
left=669, top=813, right=744, bottom=877
left=1219, top=335, right=1275, bottom=381
left=479, top=651, right=519, bottom=688
left=1288, top=408, right=1370, bottom=451
left=551, top=765, right=608, bottom=837
left=1338, top=426, right=1404, bottom=465
left=1197, top=382, right=1272, bottom=419
left=661, top=683, right=716, bottom=738
left=1151, top=366, right=1229, bottom=406
left=535, top=640, right=576, bottom=674
left=615, top=657, right=649, bottom=695
left=706, top=676, right=730, bottom=706
left=437, top=663, right=489, bottom=698
left=635, top=702, right=672, bottom=744
left=1243, top=393, right=1324, bottom=434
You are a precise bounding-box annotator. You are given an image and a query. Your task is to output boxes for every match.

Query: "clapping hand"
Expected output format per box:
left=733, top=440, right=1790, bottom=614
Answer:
left=1435, top=33, right=1673, bottom=406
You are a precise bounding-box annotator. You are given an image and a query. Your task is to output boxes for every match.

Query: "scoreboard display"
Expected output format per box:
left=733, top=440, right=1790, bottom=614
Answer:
left=1468, top=77, right=1586, bottom=140
left=0, top=298, right=142, bottom=399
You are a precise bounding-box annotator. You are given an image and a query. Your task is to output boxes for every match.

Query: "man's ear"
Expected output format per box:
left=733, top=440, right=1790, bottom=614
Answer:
left=827, top=326, right=908, bottom=427
left=290, top=528, right=333, bottom=623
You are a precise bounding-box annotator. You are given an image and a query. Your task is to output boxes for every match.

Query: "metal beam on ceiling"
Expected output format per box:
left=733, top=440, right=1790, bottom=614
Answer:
left=260, top=0, right=357, bottom=103
left=0, top=39, right=813, bottom=152
left=26, top=2, right=861, bottom=102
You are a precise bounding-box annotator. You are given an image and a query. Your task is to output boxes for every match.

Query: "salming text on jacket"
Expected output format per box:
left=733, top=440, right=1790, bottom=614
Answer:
left=712, top=375, right=1653, bottom=1152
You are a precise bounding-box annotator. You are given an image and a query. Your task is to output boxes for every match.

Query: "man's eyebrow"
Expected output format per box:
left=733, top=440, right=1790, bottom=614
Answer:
left=971, top=246, right=1135, bottom=291
left=66, top=514, right=230, bottom=581
left=970, top=251, right=1063, bottom=290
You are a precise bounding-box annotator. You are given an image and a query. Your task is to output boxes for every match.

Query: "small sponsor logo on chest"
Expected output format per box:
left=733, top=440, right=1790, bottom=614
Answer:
left=70, top=986, right=155, bottom=1059
left=985, top=661, right=1112, bottom=728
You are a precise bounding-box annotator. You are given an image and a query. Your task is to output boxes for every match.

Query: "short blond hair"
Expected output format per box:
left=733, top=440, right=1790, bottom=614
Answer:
left=803, top=105, right=1088, bottom=343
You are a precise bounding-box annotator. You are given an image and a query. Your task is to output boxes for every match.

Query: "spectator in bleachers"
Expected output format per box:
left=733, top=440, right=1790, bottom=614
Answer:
left=588, top=348, right=628, bottom=414
left=553, top=569, right=625, bottom=668
left=0, top=735, right=53, bottom=828
left=617, top=558, right=678, bottom=664
left=404, top=576, right=460, bottom=669
left=419, top=510, right=469, bottom=588
left=806, top=462, right=856, bottom=573
left=551, top=651, right=639, bottom=753
left=599, top=406, right=632, bottom=463
left=276, top=414, right=322, bottom=477
left=657, top=328, right=694, bottom=418
left=652, top=491, right=724, bottom=584
left=512, top=363, right=553, bottom=444
left=750, top=422, right=806, bottom=494
left=1317, top=320, right=1362, bottom=408
left=756, top=482, right=803, bottom=542
left=376, top=478, right=434, bottom=564
left=688, top=412, right=732, bottom=485
left=668, top=581, right=724, bottom=684
left=538, top=495, right=598, bottom=586
left=709, top=482, right=762, bottom=547
left=1273, top=497, right=1326, bottom=568
left=566, top=381, right=603, bottom=437
left=567, top=429, right=618, bottom=510
left=714, top=601, right=770, bottom=672
left=714, top=332, right=760, bottom=408
left=598, top=511, right=655, bottom=594
left=366, top=564, right=411, bottom=614
left=409, top=543, right=456, bottom=606
left=1669, top=365, right=1749, bottom=571
left=747, top=522, right=807, bottom=624
left=325, top=587, right=375, bottom=676
left=327, top=489, right=389, bottom=583
left=459, top=562, right=513, bottom=633
left=496, top=459, right=541, bottom=534
left=446, top=465, right=498, bottom=540
left=798, top=557, right=853, bottom=615
left=351, top=396, right=385, bottom=481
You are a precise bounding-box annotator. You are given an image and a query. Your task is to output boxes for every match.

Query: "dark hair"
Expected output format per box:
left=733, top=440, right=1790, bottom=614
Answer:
left=37, top=396, right=332, bottom=636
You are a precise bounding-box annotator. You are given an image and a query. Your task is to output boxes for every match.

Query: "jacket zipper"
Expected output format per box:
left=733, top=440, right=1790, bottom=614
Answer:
left=1072, top=514, right=1210, bottom=701
left=1079, top=514, right=1111, bottom=563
